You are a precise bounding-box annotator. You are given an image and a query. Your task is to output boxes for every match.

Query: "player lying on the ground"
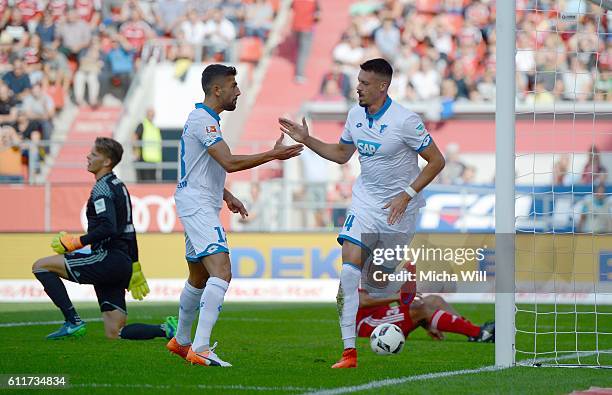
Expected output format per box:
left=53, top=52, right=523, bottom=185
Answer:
left=31, top=137, right=168, bottom=341
left=357, top=290, right=495, bottom=342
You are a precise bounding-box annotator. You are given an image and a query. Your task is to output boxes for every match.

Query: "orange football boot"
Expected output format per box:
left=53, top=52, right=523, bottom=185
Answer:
left=166, top=337, right=190, bottom=360
left=331, top=348, right=357, bottom=368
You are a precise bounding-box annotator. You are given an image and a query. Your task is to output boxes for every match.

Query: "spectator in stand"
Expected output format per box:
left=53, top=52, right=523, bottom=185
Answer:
left=333, top=34, right=365, bottom=77
left=74, top=37, right=103, bottom=107
left=449, top=61, right=470, bottom=100
left=179, top=9, right=207, bottom=62
left=22, top=33, right=43, bottom=84
left=553, top=154, right=572, bottom=186
left=561, top=56, right=594, bottom=102
left=154, top=0, right=188, bottom=36
left=245, top=0, right=274, bottom=41
left=41, top=44, right=71, bottom=95
left=292, top=0, right=320, bottom=83
left=0, top=82, right=17, bottom=126
left=22, top=82, right=54, bottom=141
left=13, top=110, right=42, bottom=172
left=0, top=124, right=23, bottom=182
left=5, top=9, right=28, bottom=43
left=105, top=32, right=135, bottom=99
left=119, top=7, right=155, bottom=56
left=476, top=69, right=495, bottom=102
left=439, top=143, right=466, bottom=185
left=411, top=56, right=441, bottom=100
left=374, top=17, right=401, bottom=62
left=2, top=58, right=31, bottom=102
left=203, top=9, right=237, bottom=62
left=0, top=0, right=10, bottom=32
left=581, top=145, right=608, bottom=185
left=74, top=0, right=101, bottom=28
left=35, top=12, right=57, bottom=45
left=578, top=183, right=612, bottom=234
left=318, top=60, right=351, bottom=101
left=58, top=8, right=92, bottom=61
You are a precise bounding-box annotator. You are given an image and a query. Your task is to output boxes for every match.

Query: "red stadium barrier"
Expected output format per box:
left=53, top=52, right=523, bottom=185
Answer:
left=0, top=184, right=230, bottom=233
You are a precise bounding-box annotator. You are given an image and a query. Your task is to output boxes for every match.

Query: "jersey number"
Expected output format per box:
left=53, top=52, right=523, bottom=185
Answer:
left=214, top=226, right=227, bottom=243
left=343, top=215, right=355, bottom=231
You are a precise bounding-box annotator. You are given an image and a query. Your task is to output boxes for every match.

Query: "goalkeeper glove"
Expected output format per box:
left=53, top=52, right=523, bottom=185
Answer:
left=51, top=231, right=83, bottom=254
left=128, top=261, right=150, bottom=300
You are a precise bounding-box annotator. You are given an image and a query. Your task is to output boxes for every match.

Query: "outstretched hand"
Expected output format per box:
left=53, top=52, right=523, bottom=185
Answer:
left=382, top=192, right=411, bottom=225
left=278, top=117, right=309, bottom=144
left=272, top=133, right=303, bottom=160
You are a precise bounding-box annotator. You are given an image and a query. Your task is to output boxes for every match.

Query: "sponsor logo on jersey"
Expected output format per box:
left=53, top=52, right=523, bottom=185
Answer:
left=206, top=126, right=217, bottom=134
left=356, top=139, right=381, bottom=157
left=356, top=122, right=363, bottom=128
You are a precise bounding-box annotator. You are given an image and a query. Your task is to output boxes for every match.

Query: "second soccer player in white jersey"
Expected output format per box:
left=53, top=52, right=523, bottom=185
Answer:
left=166, top=64, right=303, bottom=367
left=279, top=58, right=445, bottom=368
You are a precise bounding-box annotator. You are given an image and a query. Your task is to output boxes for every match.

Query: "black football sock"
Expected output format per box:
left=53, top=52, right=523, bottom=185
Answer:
left=119, top=323, right=165, bottom=340
left=34, top=271, right=82, bottom=325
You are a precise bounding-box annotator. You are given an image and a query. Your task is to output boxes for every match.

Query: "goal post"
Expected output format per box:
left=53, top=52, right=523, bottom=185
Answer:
left=494, top=0, right=516, bottom=368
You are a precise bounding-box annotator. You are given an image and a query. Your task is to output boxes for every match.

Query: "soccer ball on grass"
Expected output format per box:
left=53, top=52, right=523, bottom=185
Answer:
left=370, top=323, right=405, bottom=355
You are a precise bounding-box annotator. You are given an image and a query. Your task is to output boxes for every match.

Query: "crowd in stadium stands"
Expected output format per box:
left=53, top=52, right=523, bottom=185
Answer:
left=320, top=0, right=611, bottom=109
left=0, top=0, right=278, bottom=181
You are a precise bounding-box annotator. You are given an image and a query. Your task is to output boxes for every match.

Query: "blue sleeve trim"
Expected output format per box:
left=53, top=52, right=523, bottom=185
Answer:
left=337, top=235, right=370, bottom=253
left=416, top=135, right=433, bottom=153
left=205, top=137, right=223, bottom=149
left=340, top=137, right=353, bottom=145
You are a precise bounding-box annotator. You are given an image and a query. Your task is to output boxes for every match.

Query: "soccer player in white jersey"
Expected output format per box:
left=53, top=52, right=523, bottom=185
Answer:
left=166, top=64, right=303, bottom=367
left=279, top=58, right=445, bottom=368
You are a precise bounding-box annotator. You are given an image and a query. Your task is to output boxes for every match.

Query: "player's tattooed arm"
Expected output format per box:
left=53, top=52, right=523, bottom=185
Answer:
left=278, top=117, right=356, bottom=164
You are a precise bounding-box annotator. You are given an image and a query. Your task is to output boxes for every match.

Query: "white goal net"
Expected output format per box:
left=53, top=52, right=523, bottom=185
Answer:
left=508, top=0, right=612, bottom=368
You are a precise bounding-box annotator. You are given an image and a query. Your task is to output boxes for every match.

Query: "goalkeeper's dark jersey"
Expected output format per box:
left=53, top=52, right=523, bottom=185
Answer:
left=80, top=172, right=138, bottom=262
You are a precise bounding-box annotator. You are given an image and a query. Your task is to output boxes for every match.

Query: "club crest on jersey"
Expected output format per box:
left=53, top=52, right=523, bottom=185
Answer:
left=357, top=139, right=381, bottom=157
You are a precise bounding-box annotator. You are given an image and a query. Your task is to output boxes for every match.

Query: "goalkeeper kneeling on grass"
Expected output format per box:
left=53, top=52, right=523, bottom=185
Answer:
left=31, top=137, right=177, bottom=341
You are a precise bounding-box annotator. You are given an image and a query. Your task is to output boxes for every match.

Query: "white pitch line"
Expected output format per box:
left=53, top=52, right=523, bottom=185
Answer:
left=0, top=317, right=336, bottom=328
left=0, top=318, right=103, bottom=327
left=303, top=365, right=505, bottom=395
left=70, top=383, right=317, bottom=392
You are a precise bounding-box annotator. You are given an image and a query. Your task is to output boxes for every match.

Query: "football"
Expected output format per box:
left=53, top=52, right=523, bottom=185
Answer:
left=370, top=323, right=406, bottom=355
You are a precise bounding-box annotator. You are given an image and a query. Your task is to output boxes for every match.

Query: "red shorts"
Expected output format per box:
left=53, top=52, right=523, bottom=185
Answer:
left=356, top=303, right=417, bottom=338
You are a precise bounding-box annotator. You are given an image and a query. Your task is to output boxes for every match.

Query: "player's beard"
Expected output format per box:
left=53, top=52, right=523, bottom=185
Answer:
left=226, top=98, right=237, bottom=111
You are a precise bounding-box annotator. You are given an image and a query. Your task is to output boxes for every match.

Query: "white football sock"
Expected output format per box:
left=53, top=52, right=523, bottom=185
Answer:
left=176, top=281, right=204, bottom=346
left=192, top=277, right=229, bottom=353
left=338, top=263, right=361, bottom=350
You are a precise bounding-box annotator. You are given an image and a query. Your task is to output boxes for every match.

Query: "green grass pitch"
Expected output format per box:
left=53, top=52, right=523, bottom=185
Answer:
left=0, top=302, right=610, bottom=394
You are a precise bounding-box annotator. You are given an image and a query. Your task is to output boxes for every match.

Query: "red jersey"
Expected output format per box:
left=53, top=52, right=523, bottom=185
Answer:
left=292, top=0, right=318, bottom=32
left=356, top=303, right=416, bottom=338
left=0, top=0, right=8, bottom=14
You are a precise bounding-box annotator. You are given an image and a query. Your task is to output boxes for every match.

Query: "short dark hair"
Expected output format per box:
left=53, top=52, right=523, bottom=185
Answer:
left=201, top=64, right=237, bottom=94
left=360, top=58, right=393, bottom=80
left=95, top=137, right=123, bottom=168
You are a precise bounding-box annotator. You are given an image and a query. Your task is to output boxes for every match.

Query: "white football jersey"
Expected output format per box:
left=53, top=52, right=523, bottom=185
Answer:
left=340, top=97, right=432, bottom=211
left=174, top=103, right=226, bottom=217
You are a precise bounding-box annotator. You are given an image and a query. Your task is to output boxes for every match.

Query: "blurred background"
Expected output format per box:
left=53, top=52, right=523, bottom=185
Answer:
left=0, top=0, right=610, bottom=299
